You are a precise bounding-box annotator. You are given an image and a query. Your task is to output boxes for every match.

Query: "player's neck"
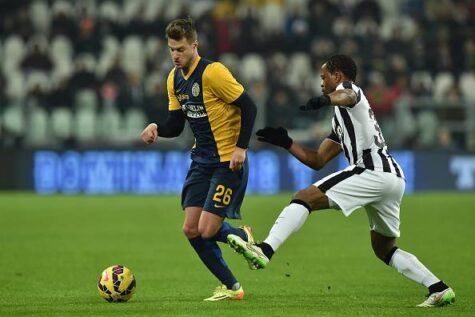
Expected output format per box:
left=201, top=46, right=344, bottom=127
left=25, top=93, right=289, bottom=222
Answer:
left=182, top=52, right=199, bottom=77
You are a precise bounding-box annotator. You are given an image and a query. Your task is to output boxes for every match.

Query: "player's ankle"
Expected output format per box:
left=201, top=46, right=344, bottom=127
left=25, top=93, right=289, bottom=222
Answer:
left=428, top=280, right=449, bottom=294
left=257, top=242, right=274, bottom=259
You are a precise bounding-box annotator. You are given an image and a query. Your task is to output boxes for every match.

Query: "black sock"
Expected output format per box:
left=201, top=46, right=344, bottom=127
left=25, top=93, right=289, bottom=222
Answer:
left=257, top=242, right=275, bottom=259
left=428, top=280, right=449, bottom=294
left=212, top=222, right=247, bottom=243
left=189, top=236, right=237, bottom=289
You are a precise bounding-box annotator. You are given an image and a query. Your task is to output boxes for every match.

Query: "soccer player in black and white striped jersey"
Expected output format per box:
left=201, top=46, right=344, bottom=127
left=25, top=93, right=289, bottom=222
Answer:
left=228, top=55, right=455, bottom=307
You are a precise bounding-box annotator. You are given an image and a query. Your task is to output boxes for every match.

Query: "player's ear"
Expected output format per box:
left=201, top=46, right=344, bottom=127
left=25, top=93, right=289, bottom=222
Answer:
left=333, top=71, right=342, bottom=82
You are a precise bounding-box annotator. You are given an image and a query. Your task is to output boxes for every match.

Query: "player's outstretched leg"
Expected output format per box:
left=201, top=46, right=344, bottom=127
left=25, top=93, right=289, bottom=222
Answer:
left=227, top=234, right=270, bottom=269
left=372, top=231, right=455, bottom=307
left=228, top=199, right=312, bottom=269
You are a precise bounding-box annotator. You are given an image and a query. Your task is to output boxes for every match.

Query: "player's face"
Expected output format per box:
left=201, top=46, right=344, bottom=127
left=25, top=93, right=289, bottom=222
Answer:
left=168, top=37, right=197, bottom=70
left=320, top=63, right=339, bottom=95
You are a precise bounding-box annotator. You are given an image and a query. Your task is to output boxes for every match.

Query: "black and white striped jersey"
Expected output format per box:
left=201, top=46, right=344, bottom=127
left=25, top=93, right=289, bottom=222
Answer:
left=327, top=81, right=405, bottom=179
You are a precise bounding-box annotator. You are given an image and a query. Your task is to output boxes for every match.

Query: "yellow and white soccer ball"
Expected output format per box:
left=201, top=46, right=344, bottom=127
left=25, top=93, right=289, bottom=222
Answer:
left=97, top=265, right=136, bottom=302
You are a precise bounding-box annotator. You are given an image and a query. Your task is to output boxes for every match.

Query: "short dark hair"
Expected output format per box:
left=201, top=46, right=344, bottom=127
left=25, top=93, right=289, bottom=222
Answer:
left=165, top=17, right=197, bottom=43
left=324, top=55, right=357, bottom=81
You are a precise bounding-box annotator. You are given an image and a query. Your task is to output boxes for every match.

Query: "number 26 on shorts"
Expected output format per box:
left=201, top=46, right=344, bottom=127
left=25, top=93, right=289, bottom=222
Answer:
left=213, top=185, right=233, bottom=206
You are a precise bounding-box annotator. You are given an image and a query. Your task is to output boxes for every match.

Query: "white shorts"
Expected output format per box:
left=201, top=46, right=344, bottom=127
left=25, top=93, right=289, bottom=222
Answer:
left=313, top=165, right=405, bottom=238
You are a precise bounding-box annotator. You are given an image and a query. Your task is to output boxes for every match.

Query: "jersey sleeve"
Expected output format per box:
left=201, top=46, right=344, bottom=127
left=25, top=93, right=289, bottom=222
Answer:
left=203, top=62, right=244, bottom=104
left=336, top=81, right=361, bottom=107
left=167, top=69, right=181, bottom=111
left=327, top=116, right=341, bottom=144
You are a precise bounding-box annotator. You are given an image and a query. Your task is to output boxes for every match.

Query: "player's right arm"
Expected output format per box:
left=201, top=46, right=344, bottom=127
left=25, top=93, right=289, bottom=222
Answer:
left=141, top=69, right=185, bottom=144
left=255, top=127, right=342, bottom=170
left=288, top=139, right=342, bottom=170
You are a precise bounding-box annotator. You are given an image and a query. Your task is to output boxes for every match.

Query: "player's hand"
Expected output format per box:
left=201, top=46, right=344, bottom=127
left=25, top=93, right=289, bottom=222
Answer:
left=141, top=123, right=158, bottom=144
left=299, top=95, right=331, bottom=111
left=256, top=127, right=293, bottom=150
left=229, top=147, right=246, bottom=171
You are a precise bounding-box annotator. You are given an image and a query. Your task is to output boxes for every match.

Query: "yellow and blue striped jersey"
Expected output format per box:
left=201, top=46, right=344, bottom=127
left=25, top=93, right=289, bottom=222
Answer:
left=167, top=56, right=244, bottom=164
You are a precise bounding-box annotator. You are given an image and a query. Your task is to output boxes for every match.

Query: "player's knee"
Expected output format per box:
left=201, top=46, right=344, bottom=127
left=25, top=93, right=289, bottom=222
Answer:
left=372, top=244, right=398, bottom=264
left=372, top=246, right=388, bottom=262
left=182, top=225, right=200, bottom=239
left=197, top=223, right=218, bottom=239
left=292, top=187, right=328, bottom=211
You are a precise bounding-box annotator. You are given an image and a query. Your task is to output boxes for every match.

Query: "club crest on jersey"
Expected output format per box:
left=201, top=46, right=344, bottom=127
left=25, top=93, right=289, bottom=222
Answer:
left=192, top=82, right=200, bottom=97
left=337, top=126, right=343, bottom=139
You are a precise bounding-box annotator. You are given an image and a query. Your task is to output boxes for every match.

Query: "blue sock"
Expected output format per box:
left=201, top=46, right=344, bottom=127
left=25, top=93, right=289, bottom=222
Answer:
left=188, top=236, right=237, bottom=289
left=213, top=222, right=247, bottom=243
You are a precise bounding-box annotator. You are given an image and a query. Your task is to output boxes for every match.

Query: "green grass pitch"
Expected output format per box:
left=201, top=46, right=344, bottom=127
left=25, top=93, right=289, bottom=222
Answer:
left=1, top=192, right=474, bottom=316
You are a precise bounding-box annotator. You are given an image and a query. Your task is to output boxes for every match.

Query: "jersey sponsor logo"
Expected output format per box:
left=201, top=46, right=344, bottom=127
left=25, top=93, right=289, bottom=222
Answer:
left=182, top=102, right=207, bottom=118
left=192, top=82, right=200, bottom=97
left=213, top=203, right=226, bottom=208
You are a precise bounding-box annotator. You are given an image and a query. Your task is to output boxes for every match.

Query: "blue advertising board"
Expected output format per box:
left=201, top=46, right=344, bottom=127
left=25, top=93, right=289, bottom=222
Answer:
left=33, top=150, right=419, bottom=195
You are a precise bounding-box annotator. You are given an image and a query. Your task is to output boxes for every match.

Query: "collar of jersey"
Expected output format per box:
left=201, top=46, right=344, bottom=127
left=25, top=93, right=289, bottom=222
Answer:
left=181, top=55, right=201, bottom=80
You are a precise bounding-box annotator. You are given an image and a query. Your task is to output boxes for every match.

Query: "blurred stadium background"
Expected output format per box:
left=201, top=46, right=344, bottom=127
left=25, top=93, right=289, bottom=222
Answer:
left=1, top=1, right=475, bottom=316
left=0, top=0, right=475, bottom=193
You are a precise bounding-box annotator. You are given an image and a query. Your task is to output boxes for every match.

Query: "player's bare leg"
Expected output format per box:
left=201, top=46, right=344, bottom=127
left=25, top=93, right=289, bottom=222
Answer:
left=371, top=230, right=455, bottom=307
left=198, top=211, right=224, bottom=239
left=182, top=207, right=202, bottom=239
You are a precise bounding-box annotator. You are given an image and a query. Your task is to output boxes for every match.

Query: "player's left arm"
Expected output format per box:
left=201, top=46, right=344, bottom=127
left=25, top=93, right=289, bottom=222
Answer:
left=205, top=62, right=257, bottom=171
left=301, top=88, right=357, bottom=110
left=230, top=92, right=257, bottom=169
left=327, top=89, right=357, bottom=107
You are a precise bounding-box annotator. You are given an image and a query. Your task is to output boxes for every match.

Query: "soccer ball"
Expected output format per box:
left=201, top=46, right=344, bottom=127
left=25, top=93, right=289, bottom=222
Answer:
left=97, top=265, right=136, bottom=302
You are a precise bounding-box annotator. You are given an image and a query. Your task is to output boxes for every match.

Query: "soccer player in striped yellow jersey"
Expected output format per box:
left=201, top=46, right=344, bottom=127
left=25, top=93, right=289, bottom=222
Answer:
left=141, top=17, right=257, bottom=301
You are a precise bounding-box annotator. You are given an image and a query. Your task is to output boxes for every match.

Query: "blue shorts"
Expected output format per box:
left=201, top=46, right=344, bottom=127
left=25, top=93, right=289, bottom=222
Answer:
left=181, top=160, right=248, bottom=219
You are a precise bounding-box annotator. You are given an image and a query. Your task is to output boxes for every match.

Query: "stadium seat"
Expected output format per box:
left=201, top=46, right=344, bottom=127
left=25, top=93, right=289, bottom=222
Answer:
left=78, top=53, right=97, bottom=72
left=51, top=54, right=73, bottom=83
left=459, top=72, right=475, bottom=102
left=219, top=53, right=241, bottom=77
left=163, top=0, right=185, bottom=20
left=51, top=107, right=73, bottom=140
left=99, top=1, right=120, bottom=21
left=2, top=104, right=25, bottom=136
left=122, top=36, right=145, bottom=76
left=51, top=36, right=73, bottom=60
left=29, top=1, right=51, bottom=33
left=287, top=53, right=312, bottom=88
left=25, top=106, right=49, bottom=146
left=5, top=71, right=26, bottom=100
left=417, top=111, right=438, bottom=147
left=433, top=72, right=454, bottom=101
left=394, top=96, right=417, bottom=145
left=75, top=89, right=98, bottom=111
left=26, top=71, right=50, bottom=92
left=124, top=108, right=147, bottom=142
left=259, top=2, right=285, bottom=34
left=74, top=107, right=97, bottom=144
left=3, top=35, right=25, bottom=72
left=411, top=71, right=433, bottom=95
left=98, top=107, right=122, bottom=143
left=144, top=0, right=165, bottom=21
left=52, top=0, right=73, bottom=15
left=241, top=54, right=266, bottom=83
left=123, top=0, right=143, bottom=20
